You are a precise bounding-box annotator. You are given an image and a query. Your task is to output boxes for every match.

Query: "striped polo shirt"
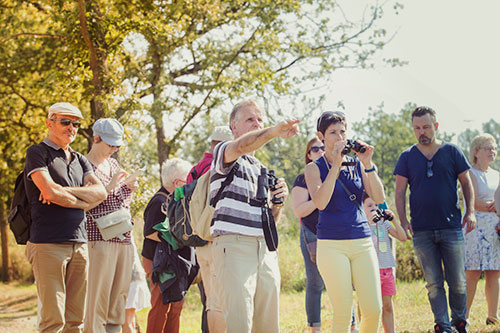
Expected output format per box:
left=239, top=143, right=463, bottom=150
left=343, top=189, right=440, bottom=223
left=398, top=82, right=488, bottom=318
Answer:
left=210, top=141, right=265, bottom=237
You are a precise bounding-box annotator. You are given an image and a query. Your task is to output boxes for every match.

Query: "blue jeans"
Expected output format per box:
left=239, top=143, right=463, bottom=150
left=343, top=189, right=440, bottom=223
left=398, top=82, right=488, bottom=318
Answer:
left=300, top=224, right=324, bottom=327
left=413, top=229, right=466, bottom=330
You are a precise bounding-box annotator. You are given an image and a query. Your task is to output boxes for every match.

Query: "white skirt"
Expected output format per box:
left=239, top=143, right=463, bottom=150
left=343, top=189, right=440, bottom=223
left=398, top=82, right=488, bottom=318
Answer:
left=125, top=279, right=151, bottom=310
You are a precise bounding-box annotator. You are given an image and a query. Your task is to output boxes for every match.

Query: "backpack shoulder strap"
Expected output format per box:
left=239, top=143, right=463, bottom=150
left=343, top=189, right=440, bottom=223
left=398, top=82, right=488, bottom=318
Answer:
left=190, top=163, right=211, bottom=181
left=209, top=164, right=237, bottom=207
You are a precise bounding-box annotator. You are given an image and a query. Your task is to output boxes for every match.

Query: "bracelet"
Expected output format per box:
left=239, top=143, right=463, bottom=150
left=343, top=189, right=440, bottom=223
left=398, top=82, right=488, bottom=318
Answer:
left=365, top=165, right=376, bottom=173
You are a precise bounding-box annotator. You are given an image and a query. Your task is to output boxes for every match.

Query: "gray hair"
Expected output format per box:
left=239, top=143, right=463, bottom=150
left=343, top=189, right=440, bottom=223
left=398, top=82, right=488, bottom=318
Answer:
left=469, top=133, right=496, bottom=164
left=229, top=99, right=261, bottom=129
left=161, top=158, right=192, bottom=188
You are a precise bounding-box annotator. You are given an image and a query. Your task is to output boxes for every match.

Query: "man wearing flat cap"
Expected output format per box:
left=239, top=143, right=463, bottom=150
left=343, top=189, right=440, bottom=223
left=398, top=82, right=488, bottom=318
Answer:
left=186, top=125, right=233, bottom=333
left=24, top=102, right=107, bottom=332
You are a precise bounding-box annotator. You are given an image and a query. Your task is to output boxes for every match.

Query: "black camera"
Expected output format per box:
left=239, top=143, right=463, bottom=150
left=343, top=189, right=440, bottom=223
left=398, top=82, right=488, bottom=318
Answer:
left=372, top=209, right=393, bottom=223
left=342, top=139, right=366, bottom=155
left=257, top=167, right=284, bottom=207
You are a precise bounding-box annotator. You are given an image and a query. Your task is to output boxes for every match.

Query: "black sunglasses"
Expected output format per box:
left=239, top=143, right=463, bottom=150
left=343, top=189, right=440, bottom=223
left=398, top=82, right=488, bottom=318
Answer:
left=310, top=146, right=326, bottom=153
left=426, top=160, right=433, bottom=178
left=51, top=118, right=81, bottom=128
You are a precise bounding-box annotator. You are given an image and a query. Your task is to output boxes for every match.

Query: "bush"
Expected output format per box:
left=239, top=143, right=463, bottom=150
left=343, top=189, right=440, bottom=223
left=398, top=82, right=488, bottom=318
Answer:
left=395, top=239, right=423, bottom=282
left=278, top=205, right=306, bottom=292
left=4, top=237, right=34, bottom=283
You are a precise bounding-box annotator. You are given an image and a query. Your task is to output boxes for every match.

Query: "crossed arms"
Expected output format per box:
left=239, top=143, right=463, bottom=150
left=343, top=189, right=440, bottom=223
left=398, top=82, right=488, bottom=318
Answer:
left=31, top=170, right=107, bottom=211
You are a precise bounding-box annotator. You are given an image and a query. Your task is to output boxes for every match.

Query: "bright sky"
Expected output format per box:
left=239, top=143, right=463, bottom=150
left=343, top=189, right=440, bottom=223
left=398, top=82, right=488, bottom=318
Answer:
left=324, top=0, right=500, bottom=139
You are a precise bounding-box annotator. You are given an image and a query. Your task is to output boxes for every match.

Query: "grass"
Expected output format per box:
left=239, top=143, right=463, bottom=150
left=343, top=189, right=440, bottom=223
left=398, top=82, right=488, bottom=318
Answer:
left=3, top=216, right=500, bottom=331
left=4, top=279, right=500, bottom=332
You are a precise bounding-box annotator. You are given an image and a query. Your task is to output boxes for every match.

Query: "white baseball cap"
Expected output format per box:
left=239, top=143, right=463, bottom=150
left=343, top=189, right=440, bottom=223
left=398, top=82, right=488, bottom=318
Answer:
left=92, top=118, right=124, bottom=146
left=48, top=102, right=83, bottom=119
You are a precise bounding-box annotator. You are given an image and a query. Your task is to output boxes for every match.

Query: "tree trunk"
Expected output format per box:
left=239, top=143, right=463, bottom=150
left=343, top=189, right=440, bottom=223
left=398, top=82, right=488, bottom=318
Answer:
left=78, top=0, right=109, bottom=150
left=0, top=200, right=10, bottom=282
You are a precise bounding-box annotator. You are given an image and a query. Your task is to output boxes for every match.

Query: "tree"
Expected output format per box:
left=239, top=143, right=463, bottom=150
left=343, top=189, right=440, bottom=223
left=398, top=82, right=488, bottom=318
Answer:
left=0, top=0, right=403, bottom=281
left=352, top=103, right=416, bottom=199
left=458, top=119, right=500, bottom=170
left=120, top=0, right=404, bottom=166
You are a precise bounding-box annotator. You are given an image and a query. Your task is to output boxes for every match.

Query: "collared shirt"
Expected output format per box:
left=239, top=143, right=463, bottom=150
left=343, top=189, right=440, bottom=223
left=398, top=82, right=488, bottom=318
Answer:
left=210, top=141, right=265, bottom=237
left=25, top=138, right=93, bottom=243
left=86, top=158, right=132, bottom=244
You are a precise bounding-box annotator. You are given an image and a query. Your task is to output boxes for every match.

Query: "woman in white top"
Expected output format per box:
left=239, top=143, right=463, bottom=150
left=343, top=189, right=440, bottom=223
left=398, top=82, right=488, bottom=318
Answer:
left=464, top=133, right=500, bottom=325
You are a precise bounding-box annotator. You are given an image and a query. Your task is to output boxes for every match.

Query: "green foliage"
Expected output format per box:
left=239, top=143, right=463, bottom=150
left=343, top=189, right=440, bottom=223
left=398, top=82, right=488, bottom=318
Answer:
left=395, top=239, right=423, bottom=282
left=457, top=119, right=500, bottom=170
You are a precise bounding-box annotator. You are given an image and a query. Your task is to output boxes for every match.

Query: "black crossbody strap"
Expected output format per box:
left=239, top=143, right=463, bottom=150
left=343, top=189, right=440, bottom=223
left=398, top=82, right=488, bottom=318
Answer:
left=210, top=164, right=237, bottom=207
left=337, top=178, right=363, bottom=211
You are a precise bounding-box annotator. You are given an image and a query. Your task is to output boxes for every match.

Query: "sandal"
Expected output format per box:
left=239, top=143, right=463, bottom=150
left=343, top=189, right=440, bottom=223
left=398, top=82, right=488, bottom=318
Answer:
left=486, top=317, right=500, bottom=325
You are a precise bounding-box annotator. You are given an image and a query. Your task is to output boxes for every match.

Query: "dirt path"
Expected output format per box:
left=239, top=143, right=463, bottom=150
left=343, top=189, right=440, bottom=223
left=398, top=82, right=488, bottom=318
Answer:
left=0, top=283, right=37, bottom=332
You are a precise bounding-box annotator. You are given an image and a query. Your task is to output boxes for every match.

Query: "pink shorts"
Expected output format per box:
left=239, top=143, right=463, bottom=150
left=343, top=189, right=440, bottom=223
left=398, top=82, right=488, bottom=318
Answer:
left=380, top=268, right=396, bottom=296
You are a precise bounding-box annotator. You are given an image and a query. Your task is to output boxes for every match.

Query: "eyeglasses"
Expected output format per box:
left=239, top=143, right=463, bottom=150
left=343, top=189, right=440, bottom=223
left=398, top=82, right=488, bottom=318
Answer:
left=310, top=146, right=326, bottom=153
left=426, top=160, right=433, bottom=178
left=51, top=118, right=81, bottom=128
left=481, top=146, right=497, bottom=152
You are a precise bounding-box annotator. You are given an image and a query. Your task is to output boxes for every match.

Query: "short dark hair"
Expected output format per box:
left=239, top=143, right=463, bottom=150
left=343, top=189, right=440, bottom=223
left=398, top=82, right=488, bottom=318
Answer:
left=411, top=106, right=437, bottom=123
left=316, top=111, right=346, bottom=135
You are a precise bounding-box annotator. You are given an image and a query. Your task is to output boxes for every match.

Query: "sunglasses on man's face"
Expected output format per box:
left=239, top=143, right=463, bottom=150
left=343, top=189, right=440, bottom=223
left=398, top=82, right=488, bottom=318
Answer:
left=51, top=118, right=81, bottom=128
left=310, top=146, right=326, bottom=153
left=426, top=160, right=433, bottom=178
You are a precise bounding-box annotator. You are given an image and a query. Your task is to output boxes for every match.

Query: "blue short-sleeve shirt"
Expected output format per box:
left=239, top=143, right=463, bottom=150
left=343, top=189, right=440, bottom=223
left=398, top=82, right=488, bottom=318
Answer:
left=393, top=142, right=470, bottom=231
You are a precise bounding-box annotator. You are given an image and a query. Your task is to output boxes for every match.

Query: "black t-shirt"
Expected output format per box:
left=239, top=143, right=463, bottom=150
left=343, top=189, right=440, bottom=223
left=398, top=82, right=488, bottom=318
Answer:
left=25, top=140, right=93, bottom=243
left=293, top=173, right=319, bottom=235
left=142, top=187, right=170, bottom=260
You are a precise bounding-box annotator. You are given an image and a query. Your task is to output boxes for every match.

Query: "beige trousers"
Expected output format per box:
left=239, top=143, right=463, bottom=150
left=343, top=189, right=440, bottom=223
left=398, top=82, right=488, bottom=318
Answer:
left=317, top=238, right=382, bottom=333
left=26, top=242, right=88, bottom=333
left=84, top=241, right=134, bottom=333
left=196, top=242, right=223, bottom=312
left=212, top=235, right=280, bottom=333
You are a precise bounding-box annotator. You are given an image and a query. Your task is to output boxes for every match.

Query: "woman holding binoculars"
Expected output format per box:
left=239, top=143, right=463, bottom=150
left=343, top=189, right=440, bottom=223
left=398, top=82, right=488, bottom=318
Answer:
left=304, top=111, right=386, bottom=332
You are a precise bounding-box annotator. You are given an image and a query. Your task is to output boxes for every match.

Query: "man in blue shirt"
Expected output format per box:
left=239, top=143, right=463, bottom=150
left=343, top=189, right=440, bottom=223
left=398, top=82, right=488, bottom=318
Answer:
left=394, top=106, right=476, bottom=333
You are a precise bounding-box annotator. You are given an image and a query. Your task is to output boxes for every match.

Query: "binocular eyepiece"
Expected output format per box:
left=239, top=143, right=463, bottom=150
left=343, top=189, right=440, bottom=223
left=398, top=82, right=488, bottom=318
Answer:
left=372, top=209, right=393, bottom=223
left=257, top=167, right=283, bottom=207
left=342, top=139, right=366, bottom=155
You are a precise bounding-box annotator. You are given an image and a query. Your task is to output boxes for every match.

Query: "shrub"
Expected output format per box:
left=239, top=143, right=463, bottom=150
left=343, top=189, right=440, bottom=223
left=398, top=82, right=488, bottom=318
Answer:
left=395, top=239, right=423, bottom=281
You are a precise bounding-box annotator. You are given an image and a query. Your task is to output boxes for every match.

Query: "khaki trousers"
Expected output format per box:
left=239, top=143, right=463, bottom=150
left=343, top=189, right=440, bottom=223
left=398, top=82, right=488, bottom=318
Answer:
left=212, top=235, right=280, bottom=333
left=84, top=241, right=134, bottom=333
left=197, top=242, right=223, bottom=312
left=26, top=241, right=88, bottom=333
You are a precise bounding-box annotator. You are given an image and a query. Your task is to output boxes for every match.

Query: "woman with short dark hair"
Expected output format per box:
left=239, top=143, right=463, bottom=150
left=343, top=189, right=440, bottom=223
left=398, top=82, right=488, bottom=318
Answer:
left=305, top=111, right=385, bottom=332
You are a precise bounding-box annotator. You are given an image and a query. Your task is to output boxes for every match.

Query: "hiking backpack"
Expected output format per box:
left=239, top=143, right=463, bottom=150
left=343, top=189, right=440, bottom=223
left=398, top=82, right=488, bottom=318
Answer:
left=8, top=143, right=49, bottom=245
left=167, top=164, right=236, bottom=247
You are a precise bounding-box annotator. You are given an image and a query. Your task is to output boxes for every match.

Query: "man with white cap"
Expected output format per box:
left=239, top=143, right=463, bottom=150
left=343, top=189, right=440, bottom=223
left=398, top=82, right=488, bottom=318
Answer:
left=186, top=125, right=233, bottom=333
left=25, top=102, right=107, bottom=332
left=84, top=118, right=138, bottom=332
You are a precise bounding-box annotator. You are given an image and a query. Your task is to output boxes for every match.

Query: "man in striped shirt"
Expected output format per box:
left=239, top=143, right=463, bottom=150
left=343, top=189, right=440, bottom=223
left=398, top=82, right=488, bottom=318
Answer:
left=210, top=99, right=299, bottom=332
